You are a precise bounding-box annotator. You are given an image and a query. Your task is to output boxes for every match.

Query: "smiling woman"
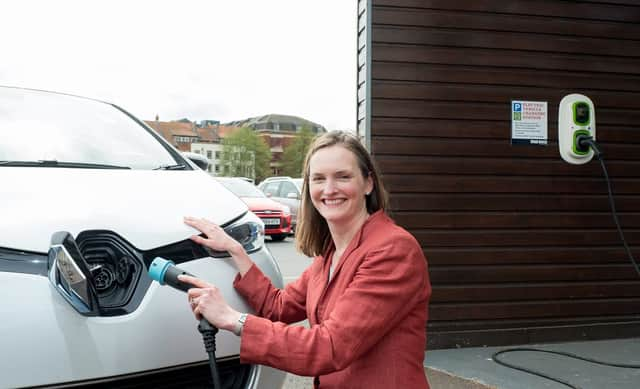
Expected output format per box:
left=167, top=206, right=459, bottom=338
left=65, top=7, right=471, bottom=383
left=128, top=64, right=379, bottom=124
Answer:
left=176, top=131, right=432, bottom=389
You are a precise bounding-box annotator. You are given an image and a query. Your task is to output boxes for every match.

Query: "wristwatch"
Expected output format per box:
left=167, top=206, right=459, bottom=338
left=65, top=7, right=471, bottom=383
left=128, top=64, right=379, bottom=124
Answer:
left=234, top=313, right=248, bottom=336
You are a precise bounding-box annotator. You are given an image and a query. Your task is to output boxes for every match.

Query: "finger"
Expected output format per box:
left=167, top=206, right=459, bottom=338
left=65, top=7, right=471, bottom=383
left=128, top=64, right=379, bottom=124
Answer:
left=184, top=218, right=206, bottom=233
left=187, top=288, right=203, bottom=300
left=178, top=274, right=210, bottom=288
left=186, top=289, right=203, bottom=300
left=184, top=217, right=209, bottom=229
left=202, top=218, right=217, bottom=226
left=187, top=217, right=222, bottom=235
left=190, top=235, right=206, bottom=245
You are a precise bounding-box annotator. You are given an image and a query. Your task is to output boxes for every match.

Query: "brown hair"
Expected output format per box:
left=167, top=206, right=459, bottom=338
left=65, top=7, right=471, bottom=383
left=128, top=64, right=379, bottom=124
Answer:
left=295, top=131, right=389, bottom=257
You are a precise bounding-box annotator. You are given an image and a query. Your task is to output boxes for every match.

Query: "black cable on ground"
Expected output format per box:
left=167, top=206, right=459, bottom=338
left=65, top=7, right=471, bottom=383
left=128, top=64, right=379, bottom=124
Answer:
left=198, top=318, right=222, bottom=389
left=492, top=347, right=640, bottom=389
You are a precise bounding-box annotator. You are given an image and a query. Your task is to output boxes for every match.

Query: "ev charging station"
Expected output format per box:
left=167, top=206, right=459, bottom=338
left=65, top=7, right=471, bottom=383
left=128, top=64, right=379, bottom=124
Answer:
left=494, top=94, right=640, bottom=384
left=558, top=93, right=596, bottom=165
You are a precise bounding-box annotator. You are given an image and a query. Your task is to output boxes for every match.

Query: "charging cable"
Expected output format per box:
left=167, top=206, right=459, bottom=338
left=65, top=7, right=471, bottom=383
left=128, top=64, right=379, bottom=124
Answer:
left=576, top=135, right=640, bottom=277
left=492, top=347, right=640, bottom=389
left=198, top=318, right=222, bottom=389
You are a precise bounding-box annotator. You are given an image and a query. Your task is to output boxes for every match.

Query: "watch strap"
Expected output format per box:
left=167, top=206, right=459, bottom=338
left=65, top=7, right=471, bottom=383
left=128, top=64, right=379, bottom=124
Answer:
left=234, top=313, right=248, bottom=336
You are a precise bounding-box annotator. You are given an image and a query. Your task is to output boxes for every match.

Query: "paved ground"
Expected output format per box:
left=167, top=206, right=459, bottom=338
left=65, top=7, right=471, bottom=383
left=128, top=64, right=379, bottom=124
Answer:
left=424, top=337, right=640, bottom=388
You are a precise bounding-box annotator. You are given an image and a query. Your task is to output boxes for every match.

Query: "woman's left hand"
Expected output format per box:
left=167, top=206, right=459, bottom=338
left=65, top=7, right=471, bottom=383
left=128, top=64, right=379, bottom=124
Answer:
left=179, top=274, right=242, bottom=332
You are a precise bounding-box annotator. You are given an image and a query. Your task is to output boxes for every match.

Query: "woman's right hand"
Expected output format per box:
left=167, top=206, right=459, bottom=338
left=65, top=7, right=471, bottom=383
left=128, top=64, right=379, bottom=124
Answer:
left=178, top=274, right=242, bottom=332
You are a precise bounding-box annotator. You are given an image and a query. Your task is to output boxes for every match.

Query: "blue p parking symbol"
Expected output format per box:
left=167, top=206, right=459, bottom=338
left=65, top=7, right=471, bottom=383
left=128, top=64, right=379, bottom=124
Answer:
left=513, top=102, right=522, bottom=120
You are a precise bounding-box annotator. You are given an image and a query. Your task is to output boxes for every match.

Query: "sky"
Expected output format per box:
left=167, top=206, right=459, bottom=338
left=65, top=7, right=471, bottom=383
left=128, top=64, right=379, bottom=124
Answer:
left=0, top=0, right=357, bottom=131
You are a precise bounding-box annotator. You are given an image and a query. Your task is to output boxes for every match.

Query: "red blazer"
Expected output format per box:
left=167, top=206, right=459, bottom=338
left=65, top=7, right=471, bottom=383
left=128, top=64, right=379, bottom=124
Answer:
left=234, top=210, right=431, bottom=389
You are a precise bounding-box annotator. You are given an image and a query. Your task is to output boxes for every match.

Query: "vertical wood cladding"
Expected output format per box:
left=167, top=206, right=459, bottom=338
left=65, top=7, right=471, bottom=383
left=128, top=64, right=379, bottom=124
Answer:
left=359, top=0, right=640, bottom=349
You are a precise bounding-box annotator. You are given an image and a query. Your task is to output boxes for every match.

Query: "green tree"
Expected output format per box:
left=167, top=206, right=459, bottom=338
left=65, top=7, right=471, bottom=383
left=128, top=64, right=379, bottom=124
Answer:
left=220, top=127, right=271, bottom=181
left=281, top=126, right=316, bottom=177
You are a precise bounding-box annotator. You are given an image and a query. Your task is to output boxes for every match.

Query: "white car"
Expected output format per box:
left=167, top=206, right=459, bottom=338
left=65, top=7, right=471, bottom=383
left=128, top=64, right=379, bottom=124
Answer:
left=0, top=86, right=286, bottom=389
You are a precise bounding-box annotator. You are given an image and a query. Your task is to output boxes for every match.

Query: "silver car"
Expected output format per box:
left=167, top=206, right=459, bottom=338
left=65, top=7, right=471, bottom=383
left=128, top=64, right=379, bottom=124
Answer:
left=0, top=86, right=286, bottom=389
left=257, top=177, right=303, bottom=232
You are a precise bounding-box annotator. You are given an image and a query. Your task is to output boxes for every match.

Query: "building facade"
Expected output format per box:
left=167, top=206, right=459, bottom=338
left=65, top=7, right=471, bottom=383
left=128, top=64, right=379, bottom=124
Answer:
left=191, top=142, right=223, bottom=175
left=145, top=119, right=222, bottom=175
left=226, top=114, right=327, bottom=175
left=357, top=0, right=640, bottom=349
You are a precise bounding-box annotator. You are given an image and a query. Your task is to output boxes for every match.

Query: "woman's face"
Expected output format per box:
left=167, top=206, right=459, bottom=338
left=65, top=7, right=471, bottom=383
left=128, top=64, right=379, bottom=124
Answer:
left=308, top=145, right=373, bottom=226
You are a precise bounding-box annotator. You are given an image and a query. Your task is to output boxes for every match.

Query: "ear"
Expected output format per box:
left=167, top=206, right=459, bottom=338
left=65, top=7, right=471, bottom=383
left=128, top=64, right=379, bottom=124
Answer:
left=365, top=173, right=374, bottom=196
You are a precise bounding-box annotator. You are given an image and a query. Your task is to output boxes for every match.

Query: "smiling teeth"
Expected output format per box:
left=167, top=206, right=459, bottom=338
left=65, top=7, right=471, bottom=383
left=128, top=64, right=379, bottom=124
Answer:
left=324, top=199, right=344, bottom=205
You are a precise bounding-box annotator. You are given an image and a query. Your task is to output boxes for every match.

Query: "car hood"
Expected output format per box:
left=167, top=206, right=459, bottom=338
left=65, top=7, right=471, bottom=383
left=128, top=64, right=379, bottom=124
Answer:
left=241, top=196, right=287, bottom=212
left=0, top=168, right=248, bottom=252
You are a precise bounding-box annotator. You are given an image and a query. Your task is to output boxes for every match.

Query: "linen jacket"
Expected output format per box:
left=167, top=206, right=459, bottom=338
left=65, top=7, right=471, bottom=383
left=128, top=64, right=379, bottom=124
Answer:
left=233, top=210, right=431, bottom=389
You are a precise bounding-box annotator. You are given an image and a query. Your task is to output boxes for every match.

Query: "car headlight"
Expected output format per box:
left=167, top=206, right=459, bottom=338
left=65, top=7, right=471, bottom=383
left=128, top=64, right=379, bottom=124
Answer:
left=220, top=211, right=265, bottom=254
left=282, top=205, right=291, bottom=217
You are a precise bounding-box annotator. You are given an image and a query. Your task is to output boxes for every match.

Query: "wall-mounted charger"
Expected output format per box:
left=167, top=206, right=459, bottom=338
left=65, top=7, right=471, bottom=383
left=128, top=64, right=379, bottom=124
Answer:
left=558, top=93, right=596, bottom=164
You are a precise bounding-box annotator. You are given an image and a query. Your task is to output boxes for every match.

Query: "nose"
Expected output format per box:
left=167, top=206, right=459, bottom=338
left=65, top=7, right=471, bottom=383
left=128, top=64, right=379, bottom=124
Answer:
left=323, top=178, right=338, bottom=194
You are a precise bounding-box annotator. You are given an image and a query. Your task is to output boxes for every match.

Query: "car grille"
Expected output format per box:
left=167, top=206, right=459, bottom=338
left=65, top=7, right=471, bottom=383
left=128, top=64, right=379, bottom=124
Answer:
left=252, top=210, right=282, bottom=217
left=40, top=359, right=252, bottom=389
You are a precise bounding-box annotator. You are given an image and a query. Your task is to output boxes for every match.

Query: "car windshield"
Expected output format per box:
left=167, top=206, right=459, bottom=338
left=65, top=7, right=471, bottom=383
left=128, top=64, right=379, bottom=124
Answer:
left=218, top=178, right=266, bottom=198
left=292, top=178, right=303, bottom=191
left=0, top=87, right=179, bottom=170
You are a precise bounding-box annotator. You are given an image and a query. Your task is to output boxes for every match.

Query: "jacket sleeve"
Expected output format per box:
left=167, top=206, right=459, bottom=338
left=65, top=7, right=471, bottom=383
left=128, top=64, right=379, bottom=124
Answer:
left=233, top=260, right=316, bottom=324
left=238, top=235, right=429, bottom=376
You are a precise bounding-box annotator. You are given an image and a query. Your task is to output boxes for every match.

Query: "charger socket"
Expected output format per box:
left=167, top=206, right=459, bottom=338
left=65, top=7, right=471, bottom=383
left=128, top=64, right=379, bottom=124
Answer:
left=558, top=94, right=596, bottom=165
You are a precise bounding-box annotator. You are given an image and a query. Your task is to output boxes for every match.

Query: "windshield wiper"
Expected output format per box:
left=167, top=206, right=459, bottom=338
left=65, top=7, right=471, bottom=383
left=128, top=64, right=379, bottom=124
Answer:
left=153, top=163, right=187, bottom=170
left=0, top=160, right=131, bottom=169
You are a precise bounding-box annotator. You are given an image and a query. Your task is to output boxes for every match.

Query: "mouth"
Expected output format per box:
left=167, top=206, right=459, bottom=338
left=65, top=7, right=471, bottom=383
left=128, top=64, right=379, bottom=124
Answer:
left=322, top=198, right=346, bottom=206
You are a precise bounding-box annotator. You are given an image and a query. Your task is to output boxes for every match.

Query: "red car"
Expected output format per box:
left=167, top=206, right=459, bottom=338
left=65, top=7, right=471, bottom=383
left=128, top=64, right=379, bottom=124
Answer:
left=215, top=177, right=292, bottom=241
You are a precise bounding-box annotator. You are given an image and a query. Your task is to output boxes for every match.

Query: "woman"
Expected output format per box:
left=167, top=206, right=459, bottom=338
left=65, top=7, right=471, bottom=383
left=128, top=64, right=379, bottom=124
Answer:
left=180, top=131, right=431, bottom=388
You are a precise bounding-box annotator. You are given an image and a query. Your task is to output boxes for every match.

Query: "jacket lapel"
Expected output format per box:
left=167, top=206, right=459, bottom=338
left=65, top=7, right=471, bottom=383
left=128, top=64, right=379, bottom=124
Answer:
left=312, top=212, right=385, bottom=322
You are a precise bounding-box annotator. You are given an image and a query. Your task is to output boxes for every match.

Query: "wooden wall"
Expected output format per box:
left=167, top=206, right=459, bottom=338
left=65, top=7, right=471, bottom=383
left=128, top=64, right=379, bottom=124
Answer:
left=357, top=0, right=640, bottom=349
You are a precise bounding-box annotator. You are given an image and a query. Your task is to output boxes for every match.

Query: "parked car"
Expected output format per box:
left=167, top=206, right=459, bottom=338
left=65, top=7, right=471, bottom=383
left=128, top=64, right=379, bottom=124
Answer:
left=0, top=86, right=286, bottom=389
left=216, top=177, right=292, bottom=242
left=257, top=176, right=303, bottom=232
left=181, top=151, right=210, bottom=170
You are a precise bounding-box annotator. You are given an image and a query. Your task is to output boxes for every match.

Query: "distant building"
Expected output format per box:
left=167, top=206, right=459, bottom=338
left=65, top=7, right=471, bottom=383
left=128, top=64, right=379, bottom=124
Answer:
left=191, top=124, right=223, bottom=175
left=145, top=119, right=198, bottom=152
left=146, top=114, right=326, bottom=176
left=226, top=114, right=326, bottom=134
left=225, top=114, right=327, bottom=175
left=145, top=119, right=224, bottom=175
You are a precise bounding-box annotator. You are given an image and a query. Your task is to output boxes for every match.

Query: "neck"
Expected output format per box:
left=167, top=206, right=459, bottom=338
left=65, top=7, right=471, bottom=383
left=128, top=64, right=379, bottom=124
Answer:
left=328, top=208, right=369, bottom=253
